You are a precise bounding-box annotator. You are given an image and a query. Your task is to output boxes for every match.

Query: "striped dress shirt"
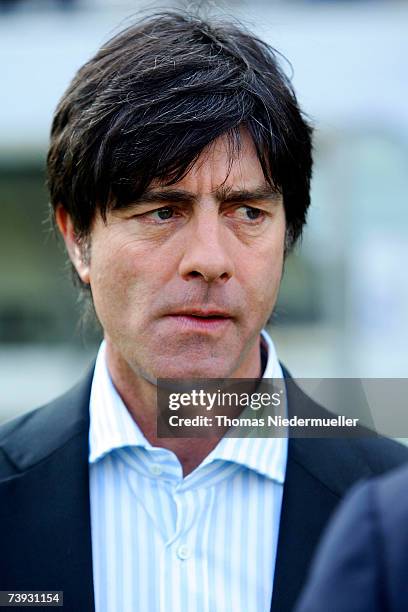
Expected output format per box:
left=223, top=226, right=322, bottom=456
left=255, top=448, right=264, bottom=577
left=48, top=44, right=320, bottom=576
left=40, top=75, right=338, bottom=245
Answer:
left=89, top=330, right=288, bottom=612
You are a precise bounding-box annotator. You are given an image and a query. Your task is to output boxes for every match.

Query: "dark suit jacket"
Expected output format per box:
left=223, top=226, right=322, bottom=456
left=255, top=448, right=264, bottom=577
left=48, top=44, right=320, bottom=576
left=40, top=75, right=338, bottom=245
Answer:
left=0, top=368, right=407, bottom=612
left=295, top=463, right=408, bottom=612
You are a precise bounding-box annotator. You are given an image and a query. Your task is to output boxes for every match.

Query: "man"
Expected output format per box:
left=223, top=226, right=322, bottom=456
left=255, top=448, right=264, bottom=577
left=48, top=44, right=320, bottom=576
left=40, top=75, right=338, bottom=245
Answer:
left=0, top=11, right=406, bottom=612
left=295, top=463, right=408, bottom=612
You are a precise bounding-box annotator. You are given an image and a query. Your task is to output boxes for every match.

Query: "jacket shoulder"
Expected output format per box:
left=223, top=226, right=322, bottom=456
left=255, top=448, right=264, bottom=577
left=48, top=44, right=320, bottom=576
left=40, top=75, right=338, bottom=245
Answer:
left=353, top=435, right=408, bottom=475
left=0, top=368, right=93, bottom=479
left=283, top=371, right=408, bottom=493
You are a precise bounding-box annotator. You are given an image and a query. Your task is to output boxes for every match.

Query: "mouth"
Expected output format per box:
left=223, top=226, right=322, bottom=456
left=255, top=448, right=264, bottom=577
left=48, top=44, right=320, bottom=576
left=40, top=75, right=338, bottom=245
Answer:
left=164, top=309, right=233, bottom=332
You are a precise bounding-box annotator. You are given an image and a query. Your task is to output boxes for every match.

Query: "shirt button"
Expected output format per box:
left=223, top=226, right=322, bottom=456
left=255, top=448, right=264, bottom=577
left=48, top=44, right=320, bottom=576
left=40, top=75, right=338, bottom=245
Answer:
left=177, top=545, right=190, bottom=560
left=150, top=464, right=163, bottom=476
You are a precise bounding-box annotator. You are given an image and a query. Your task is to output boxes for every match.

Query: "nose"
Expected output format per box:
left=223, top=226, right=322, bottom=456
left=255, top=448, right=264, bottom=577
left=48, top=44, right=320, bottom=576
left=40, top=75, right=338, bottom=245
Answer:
left=178, top=211, right=234, bottom=284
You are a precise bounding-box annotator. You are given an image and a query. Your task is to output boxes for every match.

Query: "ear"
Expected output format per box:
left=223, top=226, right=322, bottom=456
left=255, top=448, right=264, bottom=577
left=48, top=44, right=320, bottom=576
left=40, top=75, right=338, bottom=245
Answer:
left=55, top=205, right=90, bottom=284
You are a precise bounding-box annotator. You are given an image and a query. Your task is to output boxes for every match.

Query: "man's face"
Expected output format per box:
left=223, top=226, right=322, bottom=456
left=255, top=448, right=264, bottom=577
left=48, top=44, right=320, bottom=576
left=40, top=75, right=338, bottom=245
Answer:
left=67, top=130, right=286, bottom=380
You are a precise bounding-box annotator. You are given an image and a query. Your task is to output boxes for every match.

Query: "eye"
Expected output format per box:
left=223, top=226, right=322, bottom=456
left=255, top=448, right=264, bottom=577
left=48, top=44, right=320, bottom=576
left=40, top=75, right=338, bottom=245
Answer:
left=231, top=206, right=264, bottom=222
left=152, top=207, right=174, bottom=220
left=243, top=206, right=263, bottom=220
left=129, top=205, right=183, bottom=226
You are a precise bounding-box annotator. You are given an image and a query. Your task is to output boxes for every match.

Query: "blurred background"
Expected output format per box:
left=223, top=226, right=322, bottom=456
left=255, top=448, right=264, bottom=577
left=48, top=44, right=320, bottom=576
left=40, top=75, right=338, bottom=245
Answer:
left=1, top=0, right=407, bottom=423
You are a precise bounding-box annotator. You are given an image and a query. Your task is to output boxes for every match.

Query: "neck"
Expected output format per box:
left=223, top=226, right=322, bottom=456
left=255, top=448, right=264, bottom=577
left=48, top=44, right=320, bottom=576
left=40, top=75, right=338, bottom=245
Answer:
left=104, top=337, right=263, bottom=476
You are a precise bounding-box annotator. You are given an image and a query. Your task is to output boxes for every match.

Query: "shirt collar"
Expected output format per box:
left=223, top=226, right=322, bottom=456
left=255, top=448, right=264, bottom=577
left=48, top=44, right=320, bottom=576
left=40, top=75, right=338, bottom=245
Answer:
left=202, top=329, right=287, bottom=483
left=89, top=330, right=287, bottom=484
left=88, top=342, right=149, bottom=463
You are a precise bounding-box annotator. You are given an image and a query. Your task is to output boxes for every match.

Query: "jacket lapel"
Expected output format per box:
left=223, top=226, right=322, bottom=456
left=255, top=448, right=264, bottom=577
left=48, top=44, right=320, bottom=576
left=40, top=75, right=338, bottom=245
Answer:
left=271, top=375, right=374, bottom=612
left=271, top=438, right=341, bottom=612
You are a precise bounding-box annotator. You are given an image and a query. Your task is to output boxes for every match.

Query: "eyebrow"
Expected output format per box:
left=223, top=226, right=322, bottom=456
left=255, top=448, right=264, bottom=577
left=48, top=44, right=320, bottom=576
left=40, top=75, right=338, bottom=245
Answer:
left=128, top=185, right=281, bottom=207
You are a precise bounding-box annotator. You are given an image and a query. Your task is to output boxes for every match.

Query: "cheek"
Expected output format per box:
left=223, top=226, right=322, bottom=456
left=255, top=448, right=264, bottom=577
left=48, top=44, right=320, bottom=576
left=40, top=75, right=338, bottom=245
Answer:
left=242, top=237, right=285, bottom=308
left=89, top=237, right=167, bottom=322
left=87, top=239, right=133, bottom=321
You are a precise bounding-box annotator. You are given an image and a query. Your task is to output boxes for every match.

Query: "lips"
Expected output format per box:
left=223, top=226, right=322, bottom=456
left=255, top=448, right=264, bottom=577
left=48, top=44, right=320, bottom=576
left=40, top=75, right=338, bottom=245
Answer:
left=170, top=309, right=231, bottom=318
left=163, top=308, right=233, bottom=332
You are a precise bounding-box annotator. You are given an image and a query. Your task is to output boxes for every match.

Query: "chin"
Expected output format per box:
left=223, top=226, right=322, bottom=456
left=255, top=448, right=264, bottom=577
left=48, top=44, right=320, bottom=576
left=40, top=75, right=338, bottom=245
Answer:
left=151, top=356, right=233, bottom=381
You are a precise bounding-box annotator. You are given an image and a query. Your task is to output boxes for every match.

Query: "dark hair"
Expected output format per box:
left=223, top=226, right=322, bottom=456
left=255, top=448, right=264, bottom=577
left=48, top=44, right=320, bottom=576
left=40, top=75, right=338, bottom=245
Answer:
left=47, top=10, right=312, bottom=249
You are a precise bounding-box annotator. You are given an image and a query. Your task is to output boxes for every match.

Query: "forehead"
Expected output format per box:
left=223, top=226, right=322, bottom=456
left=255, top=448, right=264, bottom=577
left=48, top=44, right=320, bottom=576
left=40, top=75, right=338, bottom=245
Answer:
left=152, top=129, right=267, bottom=194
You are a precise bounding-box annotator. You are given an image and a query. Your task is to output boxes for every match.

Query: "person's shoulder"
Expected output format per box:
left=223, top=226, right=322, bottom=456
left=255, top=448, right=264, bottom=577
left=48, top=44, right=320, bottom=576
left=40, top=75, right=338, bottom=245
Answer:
left=0, top=367, right=94, bottom=481
left=375, top=460, right=408, bottom=496
left=334, top=464, right=408, bottom=600
left=368, top=462, right=408, bottom=525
